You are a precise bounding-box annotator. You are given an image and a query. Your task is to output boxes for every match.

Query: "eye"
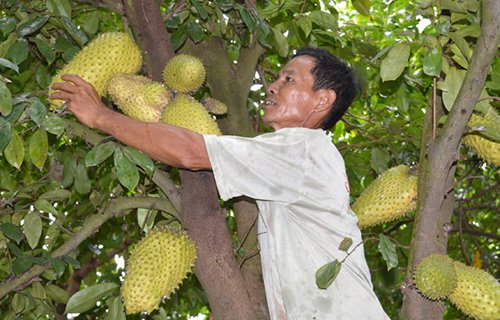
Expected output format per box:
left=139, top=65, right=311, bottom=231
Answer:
left=285, top=76, right=293, bottom=82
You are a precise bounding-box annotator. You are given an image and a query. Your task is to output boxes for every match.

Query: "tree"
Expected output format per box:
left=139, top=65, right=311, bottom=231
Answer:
left=0, top=0, right=498, bottom=319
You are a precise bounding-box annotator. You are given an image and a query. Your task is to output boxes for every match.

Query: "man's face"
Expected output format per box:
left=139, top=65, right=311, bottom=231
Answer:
left=263, top=55, right=323, bottom=130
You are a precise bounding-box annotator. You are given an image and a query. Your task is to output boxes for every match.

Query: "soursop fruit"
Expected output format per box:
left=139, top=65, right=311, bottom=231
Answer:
left=107, top=73, right=172, bottom=122
left=122, top=226, right=197, bottom=315
left=49, top=32, right=142, bottom=107
left=352, top=165, right=418, bottom=229
left=463, top=108, right=500, bottom=166
left=161, top=94, right=222, bottom=135
left=162, top=54, right=206, bottom=93
left=414, top=254, right=457, bottom=300
left=201, top=97, right=228, bottom=115
left=449, top=261, right=500, bottom=320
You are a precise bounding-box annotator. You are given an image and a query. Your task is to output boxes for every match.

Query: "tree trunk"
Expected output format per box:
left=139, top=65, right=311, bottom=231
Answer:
left=179, top=171, right=255, bottom=319
left=123, top=1, right=258, bottom=318
left=183, top=38, right=270, bottom=318
left=400, top=1, right=500, bottom=318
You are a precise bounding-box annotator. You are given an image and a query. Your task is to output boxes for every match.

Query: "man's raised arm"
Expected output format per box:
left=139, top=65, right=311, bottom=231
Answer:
left=49, top=74, right=211, bottom=170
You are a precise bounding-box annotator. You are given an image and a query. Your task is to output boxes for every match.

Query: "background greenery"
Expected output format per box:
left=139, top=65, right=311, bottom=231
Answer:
left=0, top=0, right=498, bottom=319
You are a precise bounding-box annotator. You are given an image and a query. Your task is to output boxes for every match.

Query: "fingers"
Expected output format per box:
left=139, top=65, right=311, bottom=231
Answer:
left=50, top=81, right=78, bottom=93
left=49, top=91, right=73, bottom=102
left=60, top=74, right=91, bottom=87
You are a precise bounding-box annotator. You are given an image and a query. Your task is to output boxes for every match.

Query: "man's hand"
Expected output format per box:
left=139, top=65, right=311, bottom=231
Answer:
left=49, top=74, right=111, bottom=129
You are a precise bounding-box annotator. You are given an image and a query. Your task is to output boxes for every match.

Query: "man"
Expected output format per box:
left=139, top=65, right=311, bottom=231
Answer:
left=50, top=47, right=389, bottom=319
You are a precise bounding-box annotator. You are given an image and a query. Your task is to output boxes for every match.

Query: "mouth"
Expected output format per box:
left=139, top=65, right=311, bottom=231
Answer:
left=264, top=98, right=277, bottom=108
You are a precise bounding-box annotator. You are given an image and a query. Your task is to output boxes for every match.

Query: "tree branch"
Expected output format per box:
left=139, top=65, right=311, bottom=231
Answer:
left=0, top=196, right=176, bottom=300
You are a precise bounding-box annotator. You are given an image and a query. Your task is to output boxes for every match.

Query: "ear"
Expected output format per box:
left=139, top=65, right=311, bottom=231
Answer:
left=314, top=89, right=337, bottom=112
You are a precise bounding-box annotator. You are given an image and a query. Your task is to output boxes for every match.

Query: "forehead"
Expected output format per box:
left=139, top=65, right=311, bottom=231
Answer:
left=280, top=55, right=316, bottom=77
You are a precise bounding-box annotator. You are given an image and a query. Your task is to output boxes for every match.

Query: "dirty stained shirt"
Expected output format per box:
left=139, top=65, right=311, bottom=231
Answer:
left=203, top=128, right=389, bottom=320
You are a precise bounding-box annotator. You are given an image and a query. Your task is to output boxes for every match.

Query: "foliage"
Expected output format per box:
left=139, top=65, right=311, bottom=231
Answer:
left=0, top=0, right=498, bottom=319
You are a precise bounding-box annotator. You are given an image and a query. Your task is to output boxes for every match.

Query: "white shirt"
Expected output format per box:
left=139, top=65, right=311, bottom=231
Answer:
left=204, top=128, right=389, bottom=320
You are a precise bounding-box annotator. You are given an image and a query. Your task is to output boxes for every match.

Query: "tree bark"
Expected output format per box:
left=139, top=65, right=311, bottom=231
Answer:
left=123, top=0, right=174, bottom=81
left=400, top=1, right=500, bottom=318
left=182, top=38, right=269, bottom=318
left=179, top=171, right=255, bottom=319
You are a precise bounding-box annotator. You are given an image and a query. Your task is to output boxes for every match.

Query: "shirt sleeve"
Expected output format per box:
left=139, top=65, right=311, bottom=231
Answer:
left=203, top=131, right=307, bottom=202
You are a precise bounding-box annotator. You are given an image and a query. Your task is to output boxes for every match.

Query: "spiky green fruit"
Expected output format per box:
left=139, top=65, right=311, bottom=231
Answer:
left=122, top=226, right=197, bottom=315
left=49, top=32, right=142, bottom=107
left=201, top=97, right=228, bottom=115
left=414, top=254, right=457, bottom=300
left=162, top=54, right=206, bottom=93
left=161, top=94, right=222, bottom=135
left=449, top=261, right=500, bottom=320
left=107, top=73, right=173, bottom=122
left=352, top=165, right=418, bottom=229
left=463, top=108, right=500, bottom=166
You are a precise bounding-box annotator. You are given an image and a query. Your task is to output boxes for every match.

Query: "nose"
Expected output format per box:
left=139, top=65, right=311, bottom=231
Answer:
left=267, top=80, right=278, bottom=95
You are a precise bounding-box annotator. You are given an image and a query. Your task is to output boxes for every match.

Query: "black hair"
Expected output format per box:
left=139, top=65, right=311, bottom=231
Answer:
left=294, top=47, right=362, bottom=130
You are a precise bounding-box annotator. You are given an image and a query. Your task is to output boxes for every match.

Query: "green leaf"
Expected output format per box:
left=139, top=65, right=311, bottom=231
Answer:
left=63, top=256, right=81, bottom=269
left=380, top=43, right=410, bottom=82
left=190, top=0, right=208, bottom=20
left=22, top=212, right=42, bottom=249
left=64, top=283, right=119, bottom=314
left=297, top=16, right=312, bottom=37
left=272, top=27, right=288, bottom=58
left=439, top=66, right=465, bottom=111
left=46, top=284, right=70, bottom=304
left=12, top=293, right=27, bottom=313
left=12, top=255, right=33, bottom=275
left=85, top=141, right=116, bottom=167
left=31, top=37, right=55, bottom=65
left=170, top=28, right=187, bottom=51
left=422, top=48, right=442, bottom=77
left=43, top=115, right=65, bottom=135
left=47, top=0, right=72, bottom=18
left=34, top=199, right=58, bottom=216
left=51, top=258, right=66, bottom=275
left=114, top=147, right=139, bottom=191
left=7, top=242, right=24, bottom=257
left=7, top=39, right=29, bottom=65
left=371, top=147, right=390, bottom=174
left=16, top=15, right=50, bottom=38
left=338, top=237, right=353, bottom=252
left=122, top=146, right=155, bottom=177
left=0, top=17, right=16, bottom=34
left=0, top=80, right=13, bottom=116
left=309, top=11, right=338, bottom=30
left=315, top=259, right=342, bottom=289
left=378, top=234, right=398, bottom=270
left=0, top=223, right=24, bottom=244
left=82, top=11, right=100, bottom=35
left=61, top=157, right=77, bottom=188
left=28, top=97, right=47, bottom=125
left=40, top=189, right=72, bottom=201
left=0, top=118, right=12, bottom=152
left=105, top=296, right=126, bottom=320
left=351, top=0, right=371, bottom=16
left=236, top=4, right=256, bottom=31
left=186, top=22, right=204, bottom=43
left=0, top=57, right=19, bottom=73
left=36, top=63, right=51, bottom=89
left=29, top=128, right=48, bottom=169
left=4, top=129, right=24, bottom=170
left=74, top=162, right=91, bottom=194
left=59, top=17, right=88, bottom=47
